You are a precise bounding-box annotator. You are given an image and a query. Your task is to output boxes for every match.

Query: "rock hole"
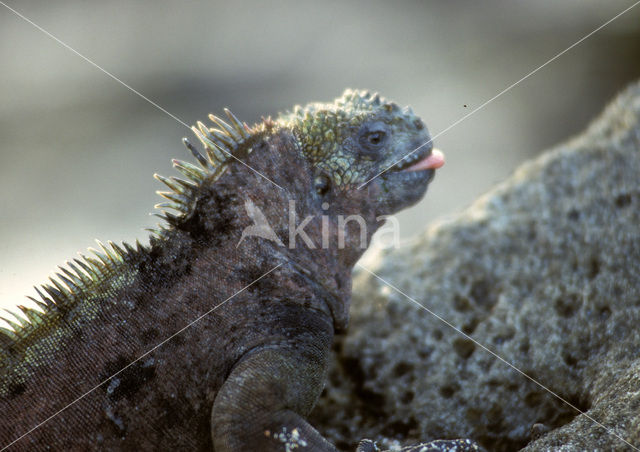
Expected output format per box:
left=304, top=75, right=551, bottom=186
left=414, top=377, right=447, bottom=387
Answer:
left=567, top=209, right=580, bottom=221
left=563, top=352, right=578, bottom=367
left=401, top=390, right=415, bottom=404
left=453, top=338, right=476, bottom=359
left=492, top=328, right=515, bottom=345
left=599, top=306, right=612, bottom=319
left=470, top=279, right=496, bottom=310
left=439, top=383, right=459, bottom=399
left=453, top=295, right=472, bottom=312
left=462, top=318, right=479, bottom=335
left=615, top=193, right=631, bottom=208
left=392, top=361, right=414, bottom=377
left=554, top=295, right=580, bottom=318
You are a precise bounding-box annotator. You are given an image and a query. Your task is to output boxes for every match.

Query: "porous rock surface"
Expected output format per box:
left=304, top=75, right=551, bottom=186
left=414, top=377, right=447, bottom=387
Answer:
left=311, top=82, right=640, bottom=451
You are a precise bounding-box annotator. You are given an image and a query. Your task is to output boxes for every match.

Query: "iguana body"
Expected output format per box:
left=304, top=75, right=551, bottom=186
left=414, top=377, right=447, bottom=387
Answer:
left=0, top=91, right=477, bottom=451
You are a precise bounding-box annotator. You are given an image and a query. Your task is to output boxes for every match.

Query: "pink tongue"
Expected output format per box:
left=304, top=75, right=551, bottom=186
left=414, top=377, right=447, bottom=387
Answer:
left=404, top=148, right=445, bottom=171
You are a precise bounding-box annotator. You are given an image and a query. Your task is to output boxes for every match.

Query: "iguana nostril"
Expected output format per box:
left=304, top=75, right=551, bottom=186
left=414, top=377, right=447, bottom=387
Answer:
left=413, top=118, right=425, bottom=130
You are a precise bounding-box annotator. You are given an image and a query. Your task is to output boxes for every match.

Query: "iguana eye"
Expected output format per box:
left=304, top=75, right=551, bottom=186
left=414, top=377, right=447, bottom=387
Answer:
left=367, top=131, right=385, bottom=146
left=358, top=122, right=389, bottom=154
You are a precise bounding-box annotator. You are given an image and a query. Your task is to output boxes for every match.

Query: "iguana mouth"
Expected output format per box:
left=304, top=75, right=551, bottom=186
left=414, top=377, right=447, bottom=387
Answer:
left=403, top=148, right=445, bottom=172
left=391, top=147, right=445, bottom=172
left=374, top=145, right=443, bottom=215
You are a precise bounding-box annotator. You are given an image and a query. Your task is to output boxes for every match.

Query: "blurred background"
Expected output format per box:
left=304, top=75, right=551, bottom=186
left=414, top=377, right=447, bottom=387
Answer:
left=1, top=0, right=639, bottom=311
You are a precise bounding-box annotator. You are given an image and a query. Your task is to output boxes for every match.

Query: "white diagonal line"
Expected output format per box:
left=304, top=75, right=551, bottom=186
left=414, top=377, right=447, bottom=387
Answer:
left=357, top=262, right=639, bottom=451
left=1, top=263, right=282, bottom=451
left=0, top=1, right=283, bottom=191
left=358, top=0, right=640, bottom=189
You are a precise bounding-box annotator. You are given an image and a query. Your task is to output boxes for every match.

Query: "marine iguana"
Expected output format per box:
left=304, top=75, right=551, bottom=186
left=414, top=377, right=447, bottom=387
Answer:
left=0, top=90, right=479, bottom=451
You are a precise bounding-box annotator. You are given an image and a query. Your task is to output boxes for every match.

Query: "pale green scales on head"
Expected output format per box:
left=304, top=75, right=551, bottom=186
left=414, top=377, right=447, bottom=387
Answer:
left=277, top=89, right=428, bottom=188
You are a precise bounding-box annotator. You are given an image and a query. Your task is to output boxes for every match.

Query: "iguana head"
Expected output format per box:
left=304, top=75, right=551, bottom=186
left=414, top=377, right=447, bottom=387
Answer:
left=277, top=89, right=444, bottom=215
left=161, top=89, right=443, bottom=262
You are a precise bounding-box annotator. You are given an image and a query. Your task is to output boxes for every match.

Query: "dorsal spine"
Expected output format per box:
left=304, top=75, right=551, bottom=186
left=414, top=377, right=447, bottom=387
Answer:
left=0, top=108, right=252, bottom=353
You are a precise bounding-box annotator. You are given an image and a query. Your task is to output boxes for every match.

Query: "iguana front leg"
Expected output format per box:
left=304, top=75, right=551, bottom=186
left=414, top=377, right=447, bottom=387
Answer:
left=211, top=344, right=337, bottom=451
left=210, top=342, right=485, bottom=452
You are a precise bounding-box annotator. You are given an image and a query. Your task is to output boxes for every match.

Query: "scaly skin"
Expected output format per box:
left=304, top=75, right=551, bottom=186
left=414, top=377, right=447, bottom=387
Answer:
left=0, top=90, right=479, bottom=451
